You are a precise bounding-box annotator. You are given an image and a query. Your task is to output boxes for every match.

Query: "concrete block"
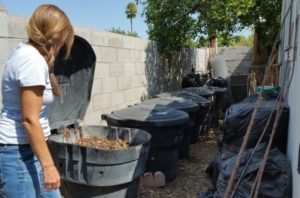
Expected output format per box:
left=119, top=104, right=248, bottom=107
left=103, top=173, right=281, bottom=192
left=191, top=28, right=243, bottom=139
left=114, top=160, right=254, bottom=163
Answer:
left=0, top=38, right=21, bottom=64
left=93, top=93, right=110, bottom=110
left=110, top=91, right=125, bottom=106
left=94, top=63, right=109, bottom=78
left=117, top=76, right=131, bottom=90
left=123, top=36, right=136, bottom=49
left=0, top=12, right=8, bottom=37
left=138, top=39, right=149, bottom=50
left=102, top=77, right=117, bottom=93
left=118, top=103, right=129, bottom=110
left=91, top=30, right=109, bottom=46
left=108, top=34, right=123, bottom=48
left=124, top=63, right=136, bottom=76
left=109, top=63, right=124, bottom=77
left=131, top=50, right=141, bottom=62
left=0, top=39, right=9, bottom=64
left=7, top=15, right=28, bottom=38
left=74, top=26, right=91, bottom=44
left=100, top=47, right=117, bottom=63
left=91, top=78, right=102, bottom=95
left=124, top=89, right=137, bottom=102
left=131, top=75, right=145, bottom=88
left=83, top=110, right=102, bottom=125
left=85, top=101, right=94, bottom=113
left=140, top=51, right=147, bottom=63
left=117, top=48, right=132, bottom=62
left=135, top=63, right=145, bottom=75
left=101, top=105, right=120, bottom=115
left=92, top=46, right=101, bottom=62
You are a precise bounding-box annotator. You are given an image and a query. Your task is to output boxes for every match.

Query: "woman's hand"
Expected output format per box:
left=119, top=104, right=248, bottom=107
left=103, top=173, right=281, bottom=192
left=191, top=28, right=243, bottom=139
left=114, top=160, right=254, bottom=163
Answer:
left=43, top=165, right=61, bottom=189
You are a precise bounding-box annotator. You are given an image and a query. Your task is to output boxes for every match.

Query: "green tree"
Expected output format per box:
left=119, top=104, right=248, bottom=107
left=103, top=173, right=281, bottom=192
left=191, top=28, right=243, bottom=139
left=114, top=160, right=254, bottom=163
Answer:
left=125, top=2, right=137, bottom=34
left=136, top=0, right=281, bottom=55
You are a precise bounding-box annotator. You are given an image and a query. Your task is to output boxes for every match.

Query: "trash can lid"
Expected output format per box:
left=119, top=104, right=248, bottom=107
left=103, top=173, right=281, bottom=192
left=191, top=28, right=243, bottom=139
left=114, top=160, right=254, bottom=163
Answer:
left=48, top=35, right=96, bottom=129
left=156, top=91, right=211, bottom=107
left=106, top=105, right=189, bottom=127
left=183, top=86, right=215, bottom=97
left=141, top=97, right=199, bottom=113
left=205, top=86, right=227, bottom=94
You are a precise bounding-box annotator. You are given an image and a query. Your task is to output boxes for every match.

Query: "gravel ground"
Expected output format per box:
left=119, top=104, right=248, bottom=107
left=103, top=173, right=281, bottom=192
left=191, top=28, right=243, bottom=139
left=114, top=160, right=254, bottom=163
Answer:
left=139, top=134, right=219, bottom=198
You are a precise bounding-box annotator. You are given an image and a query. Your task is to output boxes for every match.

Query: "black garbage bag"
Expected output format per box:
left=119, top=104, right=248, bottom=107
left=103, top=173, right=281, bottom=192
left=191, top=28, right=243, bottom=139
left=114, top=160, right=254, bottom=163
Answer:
left=222, top=96, right=289, bottom=153
left=206, top=77, right=227, bottom=88
left=213, top=144, right=292, bottom=198
left=181, top=69, right=208, bottom=88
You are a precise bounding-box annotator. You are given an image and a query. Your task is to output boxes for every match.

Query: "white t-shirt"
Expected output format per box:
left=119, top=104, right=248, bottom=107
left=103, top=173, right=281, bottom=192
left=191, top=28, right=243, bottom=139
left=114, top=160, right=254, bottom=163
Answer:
left=0, top=43, right=54, bottom=144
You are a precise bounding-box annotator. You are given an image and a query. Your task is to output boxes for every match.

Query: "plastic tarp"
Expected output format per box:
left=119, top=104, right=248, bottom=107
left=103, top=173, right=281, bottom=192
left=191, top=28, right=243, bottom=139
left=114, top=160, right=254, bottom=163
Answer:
left=200, top=144, right=292, bottom=198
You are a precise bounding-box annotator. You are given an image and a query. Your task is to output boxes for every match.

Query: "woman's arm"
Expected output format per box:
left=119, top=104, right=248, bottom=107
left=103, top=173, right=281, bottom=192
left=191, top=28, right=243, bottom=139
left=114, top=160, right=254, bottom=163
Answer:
left=21, top=86, right=60, bottom=190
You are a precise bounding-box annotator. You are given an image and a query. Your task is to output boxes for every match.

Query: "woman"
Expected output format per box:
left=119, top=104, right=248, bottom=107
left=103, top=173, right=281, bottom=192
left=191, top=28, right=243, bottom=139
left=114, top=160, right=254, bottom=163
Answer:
left=0, top=4, right=74, bottom=197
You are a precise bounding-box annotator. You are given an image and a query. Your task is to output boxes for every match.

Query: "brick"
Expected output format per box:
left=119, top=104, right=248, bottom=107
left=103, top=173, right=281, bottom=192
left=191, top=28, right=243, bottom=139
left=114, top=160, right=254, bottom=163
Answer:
left=102, top=77, right=117, bottom=93
left=117, top=76, right=131, bottom=90
left=117, top=49, right=131, bottom=62
left=91, top=78, right=102, bottom=95
left=91, top=30, right=109, bottom=46
left=7, top=15, right=28, bottom=38
left=124, top=63, right=135, bottom=76
left=110, top=92, right=125, bottom=105
left=94, top=63, right=109, bottom=78
left=100, top=47, right=117, bottom=63
left=93, top=93, right=110, bottom=110
left=74, top=26, right=91, bottom=44
left=109, top=63, right=124, bottom=77
left=0, top=12, right=8, bottom=37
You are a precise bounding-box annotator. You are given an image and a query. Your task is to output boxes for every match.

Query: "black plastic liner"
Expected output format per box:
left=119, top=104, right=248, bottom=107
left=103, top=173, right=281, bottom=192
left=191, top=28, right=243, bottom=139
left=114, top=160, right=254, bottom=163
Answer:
left=222, top=95, right=289, bottom=153
left=201, top=144, right=292, bottom=198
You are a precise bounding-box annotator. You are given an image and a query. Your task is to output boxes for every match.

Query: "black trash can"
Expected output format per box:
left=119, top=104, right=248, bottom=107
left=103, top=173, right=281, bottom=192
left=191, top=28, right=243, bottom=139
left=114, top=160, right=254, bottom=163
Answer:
left=206, top=86, right=227, bottom=128
left=155, top=91, right=211, bottom=143
left=140, top=98, right=199, bottom=159
left=47, top=35, right=151, bottom=198
left=103, top=105, right=189, bottom=183
left=184, top=87, right=215, bottom=136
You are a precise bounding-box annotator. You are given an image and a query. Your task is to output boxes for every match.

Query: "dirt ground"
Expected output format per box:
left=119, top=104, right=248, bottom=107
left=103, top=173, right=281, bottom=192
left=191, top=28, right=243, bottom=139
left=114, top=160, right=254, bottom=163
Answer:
left=139, top=134, right=219, bottom=198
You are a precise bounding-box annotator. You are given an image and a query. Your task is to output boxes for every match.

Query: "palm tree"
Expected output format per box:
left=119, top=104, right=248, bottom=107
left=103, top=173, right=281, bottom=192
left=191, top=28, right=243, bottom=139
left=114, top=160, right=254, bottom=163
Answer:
left=125, top=2, right=137, bottom=34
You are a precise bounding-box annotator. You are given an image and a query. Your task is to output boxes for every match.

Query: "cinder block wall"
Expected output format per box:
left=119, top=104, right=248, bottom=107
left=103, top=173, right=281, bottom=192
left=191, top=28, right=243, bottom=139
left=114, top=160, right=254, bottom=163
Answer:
left=217, top=47, right=253, bottom=102
left=0, top=10, right=252, bottom=125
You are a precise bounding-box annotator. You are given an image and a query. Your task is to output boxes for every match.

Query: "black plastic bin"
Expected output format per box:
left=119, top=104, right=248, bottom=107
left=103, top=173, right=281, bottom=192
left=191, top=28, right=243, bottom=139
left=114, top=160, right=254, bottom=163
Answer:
left=48, top=126, right=151, bottom=198
left=47, top=35, right=152, bottom=198
left=155, top=91, right=211, bottom=143
left=103, top=105, right=189, bottom=183
left=140, top=98, right=199, bottom=159
left=184, top=87, right=215, bottom=135
left=206, top=86, right=227, bottom=128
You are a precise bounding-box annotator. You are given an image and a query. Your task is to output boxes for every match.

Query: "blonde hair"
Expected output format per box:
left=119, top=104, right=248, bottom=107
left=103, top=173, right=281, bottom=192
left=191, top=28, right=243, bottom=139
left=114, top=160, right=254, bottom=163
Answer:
left=27, top=4, right=74, bottom=68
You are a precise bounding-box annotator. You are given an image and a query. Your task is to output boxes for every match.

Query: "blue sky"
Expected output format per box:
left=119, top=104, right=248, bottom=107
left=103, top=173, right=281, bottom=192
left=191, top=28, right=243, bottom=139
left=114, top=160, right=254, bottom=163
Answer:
left=1, top=0, right=251, bottom=39
left=1, top=0, right=149, bottom=38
